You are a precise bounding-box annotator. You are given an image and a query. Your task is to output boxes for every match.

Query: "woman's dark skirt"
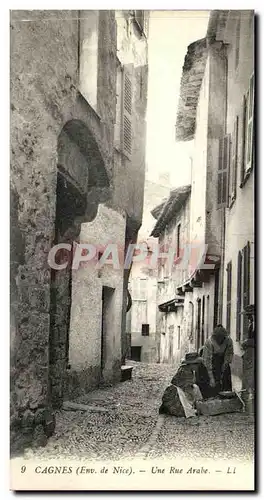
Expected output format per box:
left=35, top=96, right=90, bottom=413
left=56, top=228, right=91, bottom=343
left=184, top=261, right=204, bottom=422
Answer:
left=196, top=354, right=232, bottom=399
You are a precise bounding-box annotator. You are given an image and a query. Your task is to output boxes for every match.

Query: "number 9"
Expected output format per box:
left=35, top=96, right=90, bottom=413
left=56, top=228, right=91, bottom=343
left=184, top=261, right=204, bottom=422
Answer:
left=21, top=466, right=26, bottom=473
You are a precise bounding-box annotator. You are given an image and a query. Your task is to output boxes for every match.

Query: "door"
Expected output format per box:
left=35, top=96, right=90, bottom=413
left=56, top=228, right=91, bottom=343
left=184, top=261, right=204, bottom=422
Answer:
left=101, top=286, right=115, bottom=377
left=196, top=299, right=201, bottom=350
left=201, top=295, right=205, bottom=346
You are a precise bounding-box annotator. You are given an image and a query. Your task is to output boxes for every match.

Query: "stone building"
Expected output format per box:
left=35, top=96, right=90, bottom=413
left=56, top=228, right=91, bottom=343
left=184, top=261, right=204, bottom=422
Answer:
left=158, top=10, right=254, bottom=387
left=207, top=10, right=254, bottom=384
left=151, top=185, right=192, bottom=366
left=126, top=175, right=170, bottom=363
left=10, top=10, right=148, bottom=448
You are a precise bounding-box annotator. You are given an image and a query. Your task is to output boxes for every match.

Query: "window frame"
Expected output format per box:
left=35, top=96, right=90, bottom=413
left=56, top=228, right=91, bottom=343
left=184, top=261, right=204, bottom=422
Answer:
left=141, top=323, right=150, bottom=336
left=217, top=134, right=231, bottom=208
left=242, top=242, right=251, bottom=338
left=236, top=251, right=242, bottom=341
left=240, top=74, right=254, bottom=186
left=235, top=14, right=241, bottom=70
left=229, top=116, right=239, bottom=207
left=121, top=65, right=133, bottom=160
left=226, top=261, right=232, bottom=333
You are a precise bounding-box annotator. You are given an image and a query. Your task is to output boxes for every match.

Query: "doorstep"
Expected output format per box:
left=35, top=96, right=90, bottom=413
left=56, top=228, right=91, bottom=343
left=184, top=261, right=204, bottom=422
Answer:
left=121, top=365, right=133, bottom=382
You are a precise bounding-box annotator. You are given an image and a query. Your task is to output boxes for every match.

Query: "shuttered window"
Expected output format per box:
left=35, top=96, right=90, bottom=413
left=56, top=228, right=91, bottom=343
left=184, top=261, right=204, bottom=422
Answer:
left=226, top=261, right=232, bottom=333
left=241, top=74, right=254, bottom=184
left=242, top=242, right=251, bottom=337
left=218, top=134, right=230, bottom=207
left=230, top=117, right=239, bottom=204
left=235, top=15, right=241, bottom=69
left=122, top=67, right=133, bottom=159
left=236, top=251, right=242, bottom=341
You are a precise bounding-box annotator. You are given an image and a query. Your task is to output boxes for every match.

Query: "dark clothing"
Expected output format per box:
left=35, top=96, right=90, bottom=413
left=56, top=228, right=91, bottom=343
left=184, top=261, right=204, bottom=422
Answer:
left=195, top=354, right=232, bottom=399
left=212, top=352, right=232, bottom=391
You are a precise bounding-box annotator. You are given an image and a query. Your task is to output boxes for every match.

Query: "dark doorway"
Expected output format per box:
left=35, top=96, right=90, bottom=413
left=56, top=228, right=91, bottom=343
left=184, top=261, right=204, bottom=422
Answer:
left=49, top=171, right=86, bottom=408
left=196, top=299, right=201, bottom=350
left=131, top=346, right=141, bottom=362
left=201, top=295, right=205, bottom=346
left=101, top=286, right=115, bottom=377
left=214, top=268, right=220, bottom=328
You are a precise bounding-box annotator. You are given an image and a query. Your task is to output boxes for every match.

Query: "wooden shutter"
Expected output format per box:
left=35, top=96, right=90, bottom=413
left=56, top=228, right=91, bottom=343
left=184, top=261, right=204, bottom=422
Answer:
left=241, top=74, right=254, bottom=182
left=240, top=96, right=247, bottom=185
left=246, top=74, right=254, bottom=172
left=226, top=261, right=232, bottom=333
left=122, top=65, right=133, bottom=159
left=242, top=242, right=251, bottom=337
left=217, top=134, right=230, bottom=207
left=236, top=251, right=242, bottom=341
left=230, top=117, right=239, bottom=203
left=235, top=16, right=241, bottom=69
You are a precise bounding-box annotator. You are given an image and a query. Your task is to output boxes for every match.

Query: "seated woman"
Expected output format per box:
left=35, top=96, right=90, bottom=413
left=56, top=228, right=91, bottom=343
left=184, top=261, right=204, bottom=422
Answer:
left=159, top=353, right=203, bottom=418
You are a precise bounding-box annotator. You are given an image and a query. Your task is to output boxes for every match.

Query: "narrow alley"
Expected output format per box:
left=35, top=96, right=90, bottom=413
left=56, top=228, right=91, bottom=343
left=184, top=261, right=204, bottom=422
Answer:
left=22, top=362, right=254, bottom=462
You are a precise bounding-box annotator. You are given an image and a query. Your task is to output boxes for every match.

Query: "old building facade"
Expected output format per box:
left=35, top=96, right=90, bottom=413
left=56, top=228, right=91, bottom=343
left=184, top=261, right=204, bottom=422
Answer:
left=153, top=10, right=254, bottom=388
left=211, top=10, right=255, bottom=382
left=10, top=10, right=148, bottom=447
left=126, top=175, right=170, bottom=363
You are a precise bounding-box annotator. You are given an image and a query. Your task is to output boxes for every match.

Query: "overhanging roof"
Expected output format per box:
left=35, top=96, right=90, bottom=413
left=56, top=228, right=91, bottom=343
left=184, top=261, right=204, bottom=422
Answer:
left=150, top=185, right=191, bottom=238
left=158, top=296, right=184, bottom=313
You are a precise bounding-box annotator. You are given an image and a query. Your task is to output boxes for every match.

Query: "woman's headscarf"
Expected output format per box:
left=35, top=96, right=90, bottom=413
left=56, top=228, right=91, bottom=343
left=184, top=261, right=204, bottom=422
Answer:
left=212, top=324, right=228, bottom=343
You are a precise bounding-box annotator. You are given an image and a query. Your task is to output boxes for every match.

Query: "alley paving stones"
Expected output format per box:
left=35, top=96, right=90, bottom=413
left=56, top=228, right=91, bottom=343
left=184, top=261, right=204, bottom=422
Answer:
left=23, top=362, right=254, bottom=462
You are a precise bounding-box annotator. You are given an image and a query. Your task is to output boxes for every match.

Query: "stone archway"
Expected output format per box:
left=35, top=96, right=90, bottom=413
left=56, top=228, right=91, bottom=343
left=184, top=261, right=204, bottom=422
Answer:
left=49, top=119, right=109, bottom=408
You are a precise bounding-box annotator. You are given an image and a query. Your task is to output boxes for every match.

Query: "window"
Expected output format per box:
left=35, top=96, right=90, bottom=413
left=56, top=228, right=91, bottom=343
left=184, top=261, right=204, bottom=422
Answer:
left=78, top=11, right=99, bottom=111
left=241, top=74, right=254, bottom=184
left=236, top=251, right=242, bottom=341
left=122, top=66, right=133, bottom=159
left=141, top=323, right=149, bottom=336
left=188, top=301, right=194, bottom=341
left=235, top=15, right=241, bottom=69
left=226, top=261, right=232, bottom=333
left=242, top=242, right=251, bottom=337
left=133, top=278, right=147, bottom=300
left=114, top=59, right=122, bottom=149
left=177, top=326, right=181, bottom=350
left=217, top=134, right=230, bottom=207
left=229, top=117, right=239, bottom=205
left=176, top=223, right=181, bottom=258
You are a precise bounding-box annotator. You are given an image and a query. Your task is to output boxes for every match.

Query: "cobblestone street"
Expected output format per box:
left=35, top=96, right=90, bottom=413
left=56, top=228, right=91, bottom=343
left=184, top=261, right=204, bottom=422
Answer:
left=23, top=362, right=254, bottom=462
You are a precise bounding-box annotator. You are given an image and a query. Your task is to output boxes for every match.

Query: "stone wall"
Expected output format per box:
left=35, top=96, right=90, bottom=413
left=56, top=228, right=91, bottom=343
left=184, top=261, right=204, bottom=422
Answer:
left=10, top=9, right=138, bottom=450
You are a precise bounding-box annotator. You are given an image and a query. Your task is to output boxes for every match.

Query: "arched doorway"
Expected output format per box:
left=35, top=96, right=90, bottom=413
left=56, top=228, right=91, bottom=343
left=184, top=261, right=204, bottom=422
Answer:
left=49, top=119, right=109, bottom=408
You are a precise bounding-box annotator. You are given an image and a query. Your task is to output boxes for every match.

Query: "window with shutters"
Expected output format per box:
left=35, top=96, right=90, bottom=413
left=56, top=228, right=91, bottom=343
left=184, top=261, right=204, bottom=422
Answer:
left=235, top=15, right=241, bottom=70
left=133, top=278, right=147, bottom=301
left=114, top=59, right=122, bottom=150
left=241, top=74, right=254, bottom=185
left=226, top=261, right=232, bottom=333
left=217, top=135, right=230, bottom=207
left=122, top=67, right=133, bottom=159
left=236, top=251, right=242, bottom=341
left=229, top=117, right=239, bottom=206
left=242, top=242, right=250, bottom=338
